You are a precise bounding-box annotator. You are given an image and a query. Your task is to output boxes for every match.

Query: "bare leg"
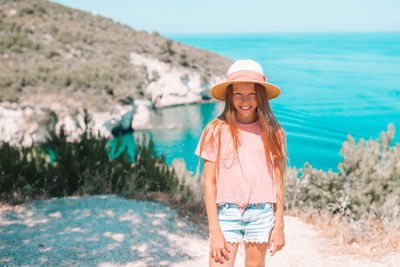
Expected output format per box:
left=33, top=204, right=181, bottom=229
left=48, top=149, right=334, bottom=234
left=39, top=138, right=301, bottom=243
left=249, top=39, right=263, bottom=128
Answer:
left=244, top=242, right=268, bottom=267
left=209, top=242, right=240, bottom=267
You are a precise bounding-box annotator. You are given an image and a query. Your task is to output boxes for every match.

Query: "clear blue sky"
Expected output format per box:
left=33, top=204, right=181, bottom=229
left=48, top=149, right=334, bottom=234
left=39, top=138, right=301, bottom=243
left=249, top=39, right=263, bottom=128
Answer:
left=50, top=0, right=400, bottom=34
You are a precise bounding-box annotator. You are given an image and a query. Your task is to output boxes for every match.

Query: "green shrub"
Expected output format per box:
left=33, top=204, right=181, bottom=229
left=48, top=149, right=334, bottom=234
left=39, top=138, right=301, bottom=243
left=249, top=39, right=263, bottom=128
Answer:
left=131, top=134, right=179, bottom=193
left=179, top=53, right=189, bottom=67
left=44, top=49, right=60, bottom=58
left=57, top=31, right=77, bottom=45
left=285, top=123, right=400, bottom=221
left=0, top=141, right=50, bottom=200
left=19, top=3, right=47, bottom=16
left=282, top=124, right=400, bottom=254
left=0, top=108, right=181, bottom=203
left=0, top=33, right=41, bottom=52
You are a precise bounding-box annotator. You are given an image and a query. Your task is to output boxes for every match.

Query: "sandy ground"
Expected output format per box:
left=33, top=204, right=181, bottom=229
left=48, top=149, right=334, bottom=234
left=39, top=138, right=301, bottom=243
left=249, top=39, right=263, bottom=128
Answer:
left=0, top=194, right=398, bottom=267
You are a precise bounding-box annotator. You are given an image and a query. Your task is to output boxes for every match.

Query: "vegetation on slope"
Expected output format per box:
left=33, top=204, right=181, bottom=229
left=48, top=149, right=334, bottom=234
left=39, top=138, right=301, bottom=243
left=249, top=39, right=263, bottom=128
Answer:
left=0, top=0, right=232, bottom=110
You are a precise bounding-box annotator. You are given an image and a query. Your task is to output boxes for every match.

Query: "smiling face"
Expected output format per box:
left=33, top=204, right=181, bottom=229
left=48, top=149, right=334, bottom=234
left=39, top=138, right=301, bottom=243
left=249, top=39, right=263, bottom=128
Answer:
left=231, top=83, right=258, bottom=123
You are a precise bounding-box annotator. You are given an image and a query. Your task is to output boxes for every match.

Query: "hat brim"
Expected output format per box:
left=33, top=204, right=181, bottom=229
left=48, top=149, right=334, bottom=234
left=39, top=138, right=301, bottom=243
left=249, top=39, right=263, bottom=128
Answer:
left=209, top=80, right=281, bottom=101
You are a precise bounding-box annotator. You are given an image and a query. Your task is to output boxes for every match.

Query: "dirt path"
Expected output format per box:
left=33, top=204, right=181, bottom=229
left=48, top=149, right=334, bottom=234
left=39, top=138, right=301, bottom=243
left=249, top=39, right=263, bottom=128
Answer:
left=0, top=195, right=397, bottom=266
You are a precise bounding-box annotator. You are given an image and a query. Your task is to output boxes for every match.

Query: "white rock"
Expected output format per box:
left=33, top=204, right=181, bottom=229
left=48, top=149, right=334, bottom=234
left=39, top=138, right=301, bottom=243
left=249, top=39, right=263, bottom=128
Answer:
left=8, top=9, right=17, bottom=16
left=0, top=103, right=135, bottom=147
left=130, top=52, right=223, bottom=108
left=132, top=99, right=152, bottom=130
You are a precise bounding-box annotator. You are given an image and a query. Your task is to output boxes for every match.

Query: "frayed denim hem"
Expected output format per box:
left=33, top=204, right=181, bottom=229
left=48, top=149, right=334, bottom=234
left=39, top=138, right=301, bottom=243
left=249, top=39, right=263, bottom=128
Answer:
left=225, top=239, right=241, bottom=244
left=242, top=236, right=270, bottom=244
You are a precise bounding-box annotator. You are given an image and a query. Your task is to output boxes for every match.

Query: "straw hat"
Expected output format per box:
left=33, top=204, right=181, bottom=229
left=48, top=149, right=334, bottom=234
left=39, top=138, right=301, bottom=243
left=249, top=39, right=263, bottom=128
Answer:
left=210, top=59, right=281, bottom=101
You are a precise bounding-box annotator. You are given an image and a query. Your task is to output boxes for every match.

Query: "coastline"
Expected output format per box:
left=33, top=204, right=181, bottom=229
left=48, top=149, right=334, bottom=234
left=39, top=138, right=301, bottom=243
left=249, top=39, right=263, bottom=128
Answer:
left=0, top=96, right=219, bottom=147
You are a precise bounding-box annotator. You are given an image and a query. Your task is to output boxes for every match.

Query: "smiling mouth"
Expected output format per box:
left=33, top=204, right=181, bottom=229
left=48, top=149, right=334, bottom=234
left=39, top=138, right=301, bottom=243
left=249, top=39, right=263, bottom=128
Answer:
left=240, top=106, right=251, bottom=111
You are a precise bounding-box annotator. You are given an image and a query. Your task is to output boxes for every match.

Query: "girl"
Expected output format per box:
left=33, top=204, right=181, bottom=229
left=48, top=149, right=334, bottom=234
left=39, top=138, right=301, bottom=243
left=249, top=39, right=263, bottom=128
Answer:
left=195, top=59, right=287, bottom=266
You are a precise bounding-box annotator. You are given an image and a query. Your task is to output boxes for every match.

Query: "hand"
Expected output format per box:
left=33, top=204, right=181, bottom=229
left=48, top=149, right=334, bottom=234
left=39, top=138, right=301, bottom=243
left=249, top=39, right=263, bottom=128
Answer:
left=268, top=227, right=285, bottom=256
left=209, top=230, right=230, bottom=264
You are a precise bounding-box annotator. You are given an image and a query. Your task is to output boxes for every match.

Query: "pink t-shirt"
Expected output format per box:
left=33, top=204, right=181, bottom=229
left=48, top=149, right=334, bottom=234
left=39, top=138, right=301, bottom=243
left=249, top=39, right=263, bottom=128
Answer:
left=195, top=118, right=280, bottom=212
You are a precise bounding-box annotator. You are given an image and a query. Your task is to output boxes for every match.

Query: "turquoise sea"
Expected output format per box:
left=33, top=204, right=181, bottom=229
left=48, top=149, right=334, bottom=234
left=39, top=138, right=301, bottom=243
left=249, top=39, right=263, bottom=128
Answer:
left=109, top=33, right=400, bottom=173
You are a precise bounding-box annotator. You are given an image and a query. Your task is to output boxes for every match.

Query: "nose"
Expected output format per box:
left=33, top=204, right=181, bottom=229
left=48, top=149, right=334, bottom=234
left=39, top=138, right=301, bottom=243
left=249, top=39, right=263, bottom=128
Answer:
left=241, top=95, right=251, bottom=103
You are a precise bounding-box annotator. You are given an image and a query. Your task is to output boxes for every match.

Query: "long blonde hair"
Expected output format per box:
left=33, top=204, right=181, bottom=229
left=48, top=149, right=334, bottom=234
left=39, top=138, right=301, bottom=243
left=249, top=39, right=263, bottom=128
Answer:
left=196, top=83, right=288, bottom=184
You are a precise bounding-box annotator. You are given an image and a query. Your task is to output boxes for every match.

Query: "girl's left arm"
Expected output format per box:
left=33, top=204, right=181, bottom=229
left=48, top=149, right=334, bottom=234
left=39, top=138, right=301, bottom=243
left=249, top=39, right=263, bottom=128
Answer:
left=273, top=164, right=284, bottom=231
left=269, top=161, right=285, bottom=256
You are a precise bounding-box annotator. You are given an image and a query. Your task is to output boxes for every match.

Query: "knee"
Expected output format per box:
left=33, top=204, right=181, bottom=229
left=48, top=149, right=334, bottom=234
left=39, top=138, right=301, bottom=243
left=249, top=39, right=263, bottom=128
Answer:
left=245, top=259, right=265, bottom=267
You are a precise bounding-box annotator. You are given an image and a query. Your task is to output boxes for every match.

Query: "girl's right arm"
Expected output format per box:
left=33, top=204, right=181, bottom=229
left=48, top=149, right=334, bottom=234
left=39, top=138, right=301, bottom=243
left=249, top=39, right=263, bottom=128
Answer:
left=204, top=159, right=230, bottom=264
left=204, top=159, right=220, bottom=233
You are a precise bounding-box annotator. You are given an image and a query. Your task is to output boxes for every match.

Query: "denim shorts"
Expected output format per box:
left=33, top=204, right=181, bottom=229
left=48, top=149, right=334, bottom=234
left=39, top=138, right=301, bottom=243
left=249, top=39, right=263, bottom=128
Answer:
left=213, top=202, right=275, bottom=244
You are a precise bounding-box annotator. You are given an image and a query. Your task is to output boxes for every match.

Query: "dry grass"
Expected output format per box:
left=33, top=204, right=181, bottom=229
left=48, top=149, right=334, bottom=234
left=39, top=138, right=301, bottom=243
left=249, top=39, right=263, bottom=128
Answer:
left=285, top=206, right=400, bottom=259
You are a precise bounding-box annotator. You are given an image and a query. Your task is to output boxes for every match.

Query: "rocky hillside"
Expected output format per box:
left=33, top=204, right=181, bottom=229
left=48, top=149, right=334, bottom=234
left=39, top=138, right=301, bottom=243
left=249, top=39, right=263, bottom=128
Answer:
left=0, top=0, right=231, bottom=108
left=0, top=0, right=232, bottom=146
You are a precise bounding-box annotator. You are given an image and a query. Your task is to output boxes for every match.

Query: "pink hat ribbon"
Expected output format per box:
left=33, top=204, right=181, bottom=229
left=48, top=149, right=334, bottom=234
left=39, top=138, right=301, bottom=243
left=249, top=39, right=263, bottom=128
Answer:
left=226, top=70, right=266, bottom=82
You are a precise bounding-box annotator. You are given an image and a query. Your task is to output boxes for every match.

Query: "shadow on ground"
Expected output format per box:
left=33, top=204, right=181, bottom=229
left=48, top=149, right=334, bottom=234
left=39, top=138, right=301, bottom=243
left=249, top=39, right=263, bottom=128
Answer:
left=0, top=194, right=206, bottom=266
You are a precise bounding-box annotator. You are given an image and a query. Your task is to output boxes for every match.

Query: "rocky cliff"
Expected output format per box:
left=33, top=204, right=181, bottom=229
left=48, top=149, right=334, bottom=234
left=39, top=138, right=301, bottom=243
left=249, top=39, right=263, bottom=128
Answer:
left=0, top=0, right=232, bottom=146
